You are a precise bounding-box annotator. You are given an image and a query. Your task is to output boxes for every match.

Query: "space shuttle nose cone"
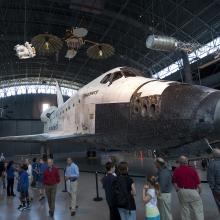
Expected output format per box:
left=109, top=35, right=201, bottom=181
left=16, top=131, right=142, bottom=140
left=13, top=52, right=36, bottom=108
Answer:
left=214, top=99, right=220, bottom=133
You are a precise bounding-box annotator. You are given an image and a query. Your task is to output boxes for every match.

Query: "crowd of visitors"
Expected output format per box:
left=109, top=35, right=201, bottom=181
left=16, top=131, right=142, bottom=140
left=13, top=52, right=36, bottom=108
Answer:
left=0, top=149, right=220, bottom=219
left=102, top=154, right=208, bottom=220
left=0, top=155, right=81, bottom=217
left=0, top=155, right=57, bottom=216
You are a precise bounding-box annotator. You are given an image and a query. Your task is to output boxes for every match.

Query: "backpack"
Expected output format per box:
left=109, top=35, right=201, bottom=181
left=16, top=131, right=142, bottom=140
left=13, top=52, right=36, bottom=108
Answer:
left=112, top=176, right=130, bottom=208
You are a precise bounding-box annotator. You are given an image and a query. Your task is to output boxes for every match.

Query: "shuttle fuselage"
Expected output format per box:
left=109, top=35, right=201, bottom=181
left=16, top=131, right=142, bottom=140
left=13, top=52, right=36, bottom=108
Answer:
left=39, top=66, right=220, bottom=149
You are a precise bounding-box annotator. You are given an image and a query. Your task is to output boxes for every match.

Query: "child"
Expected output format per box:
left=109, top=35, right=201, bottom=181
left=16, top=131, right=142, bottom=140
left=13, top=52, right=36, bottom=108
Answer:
left=17, top=164, right=30, bottom=211
left=143, top=176, right=160, bottom=220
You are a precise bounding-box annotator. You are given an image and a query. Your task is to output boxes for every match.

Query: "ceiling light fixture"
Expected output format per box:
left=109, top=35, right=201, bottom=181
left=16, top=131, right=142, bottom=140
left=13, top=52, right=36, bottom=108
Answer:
left=98, top=46, right=103, bottom=56
left=44, top=37, right=50, bottom=50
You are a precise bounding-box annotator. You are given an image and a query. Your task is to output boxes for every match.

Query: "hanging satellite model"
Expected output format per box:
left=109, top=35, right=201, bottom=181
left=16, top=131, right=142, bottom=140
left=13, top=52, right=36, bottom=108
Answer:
left=31, top=33, right=63, bottom=56
left=64, top=27, right=87, bottom=59
left=13, top=0, right=36, bottom=59
left=86, top=42, right=115, bottom=60
left=146, top=35, right=200, bottom=53
left=64, top=26, right=115, bottom=60
left=14, top=42, right=36, bottom=59
left=14, top=26, right=115, bottom=60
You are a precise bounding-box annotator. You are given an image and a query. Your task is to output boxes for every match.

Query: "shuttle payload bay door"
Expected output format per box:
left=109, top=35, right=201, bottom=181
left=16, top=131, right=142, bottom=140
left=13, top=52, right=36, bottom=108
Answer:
left=75, top=101, right=95, bottom=134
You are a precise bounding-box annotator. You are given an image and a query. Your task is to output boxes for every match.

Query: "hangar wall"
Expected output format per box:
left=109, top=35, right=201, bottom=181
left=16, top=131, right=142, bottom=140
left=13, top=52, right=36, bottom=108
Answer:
left=0, top=120, right=43, bottom=156
left=0, top=94, right=58, bottom=119
left=0, top=94, right=79, bottom=157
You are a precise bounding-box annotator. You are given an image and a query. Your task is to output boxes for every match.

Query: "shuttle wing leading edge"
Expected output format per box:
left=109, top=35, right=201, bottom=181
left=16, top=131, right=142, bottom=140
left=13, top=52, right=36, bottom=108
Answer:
left=0, top=132, right=93, bottom=143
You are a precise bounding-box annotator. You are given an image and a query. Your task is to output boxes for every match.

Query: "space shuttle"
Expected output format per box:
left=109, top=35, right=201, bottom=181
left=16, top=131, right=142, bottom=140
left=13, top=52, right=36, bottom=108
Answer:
left=1, top=66, right=220, bottom=150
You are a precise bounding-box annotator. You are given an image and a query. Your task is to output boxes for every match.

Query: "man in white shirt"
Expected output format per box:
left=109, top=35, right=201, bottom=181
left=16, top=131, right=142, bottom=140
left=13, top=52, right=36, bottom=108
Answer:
left=65, top=158, right=79, bottom=216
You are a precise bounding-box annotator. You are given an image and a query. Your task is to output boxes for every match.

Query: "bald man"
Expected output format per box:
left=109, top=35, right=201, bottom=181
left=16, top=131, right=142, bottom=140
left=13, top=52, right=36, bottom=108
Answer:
left=43, top=159, right=60, bottom=217
left=207, top=148, right=220, bottom=212
left=172, top=156, right=204, bottom=220
left=156, top=157, right=173, bottom=220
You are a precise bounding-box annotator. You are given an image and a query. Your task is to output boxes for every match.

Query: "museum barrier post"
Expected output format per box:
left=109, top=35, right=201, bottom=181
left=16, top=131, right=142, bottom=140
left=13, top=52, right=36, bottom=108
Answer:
left=61, top=168, right=67, bottom=192
left=93, top=171, right=103, bottom=201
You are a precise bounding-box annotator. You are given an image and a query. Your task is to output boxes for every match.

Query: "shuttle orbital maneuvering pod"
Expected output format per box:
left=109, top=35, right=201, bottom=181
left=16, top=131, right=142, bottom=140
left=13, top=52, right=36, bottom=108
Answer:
left=1, top=66, right=220, bottom=150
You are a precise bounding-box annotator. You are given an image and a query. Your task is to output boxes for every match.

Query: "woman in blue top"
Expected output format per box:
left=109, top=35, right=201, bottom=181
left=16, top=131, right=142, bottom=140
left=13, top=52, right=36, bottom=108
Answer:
left=6, top=161, right=15, bottom=196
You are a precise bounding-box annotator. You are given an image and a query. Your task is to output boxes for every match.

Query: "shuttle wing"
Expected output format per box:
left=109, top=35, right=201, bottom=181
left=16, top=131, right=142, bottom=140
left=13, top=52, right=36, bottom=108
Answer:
left=0, top=132, right=93, bottom=143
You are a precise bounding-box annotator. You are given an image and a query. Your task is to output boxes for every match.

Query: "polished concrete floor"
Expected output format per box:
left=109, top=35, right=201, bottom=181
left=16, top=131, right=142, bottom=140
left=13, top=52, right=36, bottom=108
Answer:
left=0, top=171, right=219, bottom=220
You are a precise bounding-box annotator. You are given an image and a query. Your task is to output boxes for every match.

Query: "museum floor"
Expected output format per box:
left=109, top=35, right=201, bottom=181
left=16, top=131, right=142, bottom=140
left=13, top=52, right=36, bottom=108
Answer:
left=0, top=171, right=219, bottom=220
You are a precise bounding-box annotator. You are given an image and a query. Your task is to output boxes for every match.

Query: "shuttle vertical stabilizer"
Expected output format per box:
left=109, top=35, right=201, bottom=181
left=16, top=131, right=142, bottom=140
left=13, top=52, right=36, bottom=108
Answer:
left=56, top=81, right=64, bottom=107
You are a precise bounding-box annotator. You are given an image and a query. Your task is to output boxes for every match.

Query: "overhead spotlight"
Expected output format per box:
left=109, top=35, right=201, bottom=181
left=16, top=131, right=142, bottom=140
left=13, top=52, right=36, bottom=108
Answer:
left=146, top=35, right=200, bottom=53
left=98, top=46, right=103, bottom=57
left=43, top=36, right=50, bottom=50
left=44, top=42, right=49, bottom=50
left=14, top=42, right=36, bottom=59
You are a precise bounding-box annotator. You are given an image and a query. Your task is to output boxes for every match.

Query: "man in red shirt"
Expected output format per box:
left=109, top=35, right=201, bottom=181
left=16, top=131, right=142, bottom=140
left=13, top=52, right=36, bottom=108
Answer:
left=43, top=158, right=60, bottom=217
left=172, top=156, right=204, bottom=220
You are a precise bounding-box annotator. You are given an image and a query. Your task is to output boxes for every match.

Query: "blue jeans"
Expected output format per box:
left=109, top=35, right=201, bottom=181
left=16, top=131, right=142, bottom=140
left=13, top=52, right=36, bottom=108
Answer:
left=118, top=208, right=136, bottom=220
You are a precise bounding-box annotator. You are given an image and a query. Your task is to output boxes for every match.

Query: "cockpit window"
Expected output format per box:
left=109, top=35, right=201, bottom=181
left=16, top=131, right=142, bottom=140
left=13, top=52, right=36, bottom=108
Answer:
left=120, top=67, right=144, bottom=77
left=100, top=73, right=111, bottom=84
left=100, top=67, right=143, bottom=85
left=122, top=71, right=136, bottom=77
left=111, top=71, right=123, bottom=82
left=100, top=71, right=123, bottom=84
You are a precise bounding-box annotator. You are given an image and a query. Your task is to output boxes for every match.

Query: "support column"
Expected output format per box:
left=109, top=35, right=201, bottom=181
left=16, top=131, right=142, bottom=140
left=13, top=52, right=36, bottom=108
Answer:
left=181, top=51, right=193, bottom=84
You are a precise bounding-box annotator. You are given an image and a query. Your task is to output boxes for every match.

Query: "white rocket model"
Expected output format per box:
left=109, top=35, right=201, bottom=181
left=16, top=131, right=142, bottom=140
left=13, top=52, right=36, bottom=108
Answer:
left=0, top=66, right=220, bottom=150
